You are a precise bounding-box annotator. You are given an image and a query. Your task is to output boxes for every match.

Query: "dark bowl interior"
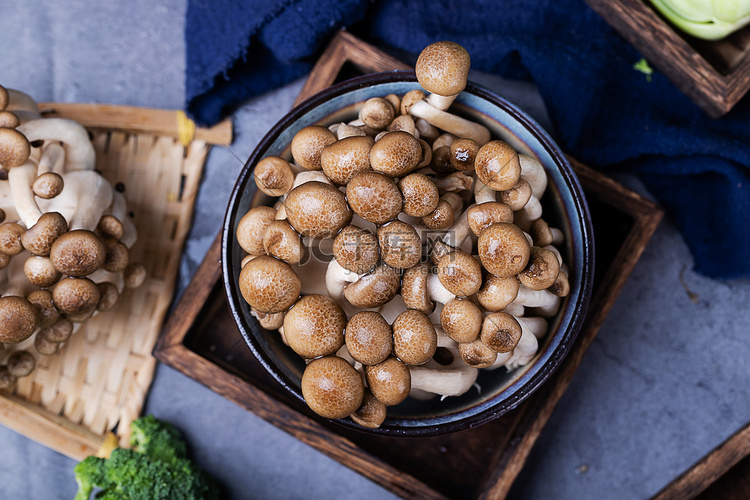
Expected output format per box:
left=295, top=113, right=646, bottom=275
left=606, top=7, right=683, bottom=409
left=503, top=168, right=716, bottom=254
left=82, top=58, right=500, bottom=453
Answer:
left=222, top=72, right=594, bottom=437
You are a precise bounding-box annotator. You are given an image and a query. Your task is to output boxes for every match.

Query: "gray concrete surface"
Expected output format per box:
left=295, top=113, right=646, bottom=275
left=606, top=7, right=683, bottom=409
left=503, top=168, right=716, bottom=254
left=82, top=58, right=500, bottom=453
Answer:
left=1, top=1, right=750, bottom=499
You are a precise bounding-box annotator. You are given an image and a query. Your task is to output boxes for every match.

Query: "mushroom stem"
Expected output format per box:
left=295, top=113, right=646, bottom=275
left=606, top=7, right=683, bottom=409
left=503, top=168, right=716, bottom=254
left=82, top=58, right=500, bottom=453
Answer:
left=474, top=177, right=495, bottom=204
left=408, top=364, right=478, bottom=398
left=37, top=142, right=65, bottom=175
left=56, top=170, right=114, bottom=231
left=514, top=285, right=559, bottom=308
left=503, top=302, right=525, bottom=317
left=17, top=118, right=96, bottom=171
left=518, top=316, right=549, bottom=339
left=325, top=257, right=361, bottom=302
left=8, top=159, right=43, bottom=227
left=519, top=155, right=547, bottom=199
left=430, top=171, right=474, bottom=192
left=408, top=100, right=491, bottom=145
left=426, top=92, right=459, bottom=111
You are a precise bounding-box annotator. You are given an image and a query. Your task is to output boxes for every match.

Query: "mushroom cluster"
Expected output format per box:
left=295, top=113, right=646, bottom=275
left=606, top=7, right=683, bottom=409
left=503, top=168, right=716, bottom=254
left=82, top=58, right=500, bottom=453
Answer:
left=236, top=41, right=570, bottom=428
left=0, top=84, right=146, bottom=389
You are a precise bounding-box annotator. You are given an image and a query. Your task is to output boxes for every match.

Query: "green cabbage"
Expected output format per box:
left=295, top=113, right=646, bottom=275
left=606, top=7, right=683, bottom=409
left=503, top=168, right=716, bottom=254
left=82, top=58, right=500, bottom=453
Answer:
left=649, top=0, right=750, bottom=40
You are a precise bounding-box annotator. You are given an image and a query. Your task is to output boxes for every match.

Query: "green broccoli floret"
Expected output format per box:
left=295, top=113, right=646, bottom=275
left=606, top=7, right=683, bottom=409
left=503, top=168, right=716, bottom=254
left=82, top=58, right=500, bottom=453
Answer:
left=72, top=415, right=219, bottom=500
left=73, top=456, right=109, bottom=500
left=129, top=414, right=187, bottom=463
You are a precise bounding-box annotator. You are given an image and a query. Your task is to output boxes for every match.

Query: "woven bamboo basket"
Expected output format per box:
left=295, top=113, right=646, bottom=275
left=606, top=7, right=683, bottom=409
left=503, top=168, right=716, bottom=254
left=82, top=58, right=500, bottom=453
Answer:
left=0, top=103, right=232, bottom=460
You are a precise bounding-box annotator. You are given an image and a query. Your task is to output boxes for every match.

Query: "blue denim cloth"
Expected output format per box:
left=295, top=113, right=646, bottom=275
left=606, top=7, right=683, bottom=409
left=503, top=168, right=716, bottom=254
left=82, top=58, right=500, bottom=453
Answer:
left=186, top=0, right=750, bottom=278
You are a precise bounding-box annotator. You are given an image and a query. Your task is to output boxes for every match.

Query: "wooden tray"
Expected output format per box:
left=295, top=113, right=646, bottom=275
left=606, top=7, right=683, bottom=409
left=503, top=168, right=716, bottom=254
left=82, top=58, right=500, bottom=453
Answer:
left=0, top=104, right=231, bottom=460
left=153, top=32, right=663, bottom=499
left=582, top=0, right=750, bottom=117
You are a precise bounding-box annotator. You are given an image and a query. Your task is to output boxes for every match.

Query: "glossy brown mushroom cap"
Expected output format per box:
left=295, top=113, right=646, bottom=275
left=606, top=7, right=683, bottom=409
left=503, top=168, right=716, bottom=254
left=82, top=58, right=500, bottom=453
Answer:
left=0, top=111, right=20, bottom=129
left=291, top=125, right=337, bottom=170
left=0, top=296, right=40, bottom=343
left=458, top=340, right=498, bottom=368
left=52, top=277, right=101, bottom=316
left=398, top=173, right=439, bottom=218
left=449, top=138, right=479, bottom=172
left=262, top=220, right=304, bottom=265
left=239, top=255, right=301, bottom=313
left=24, top=256, right=61, bottom=287
left=284, top=181, right=352, bottom=238
left=500, top=178, right=532, bottom=211
left=302, top=356, right=364, bottom=419
left=343, top=263, right=400, bottom=308
left=365, top=356, right=411, bottom=406
left=476, top=275, right=520, bottom=311
left=549, top=271, right=570, bottom=297
left=26, top=289, right=60, bottom=327
left=377, top=220, right=422, bottom=270
left=332, top=225, right=379, bottom=274
left=236, top=206, right=278, bottom=256
left=346, top=171, right=402, bottom=225
left=283, top=294, right=346, bottom=359
left=400, top=89, right=425, bottom=115
left=359, top=97, right=395, bottom=130
left=21, top=212, right=68, bottom=256
left=474, top=140, right=521, bottom=191
left=351, top=391, right=387, bottom=429
left=478, top=223, right=531, bottom=277
left=0, top=222, right=25, bottom=255
left=369, top=131, right=422, bottom=177
left=0, top=127, right=31, bottom=167
left=440, top=298, right=482, bottom=343
left=253, top=156, right=295, bottom=197
left=401, top=263, right=434, bottom=315
left=436, top=251, right=483, bottom=297
left=50, top=230, right=106, bottom=277
left=421, top=198, right=455, bottom=230
left=467, top=202, right=513, bottom=237
left=102, top=238, right=130, bottom=272
left=518, top=246, right=560, bottom=290
left=320, top=135, right=374, bottom=185
left=480, top=312, right=522, bottom=353
left=392, top=310, right=437, bottom=365
left=415, top=41, right=471, bottom=97
left=345, top=311, right=393, bottom=366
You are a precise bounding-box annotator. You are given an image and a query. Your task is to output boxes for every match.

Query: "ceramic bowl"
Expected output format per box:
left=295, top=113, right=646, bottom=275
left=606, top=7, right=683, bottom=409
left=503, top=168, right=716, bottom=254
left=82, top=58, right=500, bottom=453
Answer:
left=222, top=71, right=594, bottom=436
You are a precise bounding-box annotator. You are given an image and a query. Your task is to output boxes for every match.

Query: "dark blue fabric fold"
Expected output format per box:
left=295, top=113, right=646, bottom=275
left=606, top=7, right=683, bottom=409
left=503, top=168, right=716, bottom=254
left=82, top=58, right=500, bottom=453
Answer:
left=185, top=0, right=750, bottom=279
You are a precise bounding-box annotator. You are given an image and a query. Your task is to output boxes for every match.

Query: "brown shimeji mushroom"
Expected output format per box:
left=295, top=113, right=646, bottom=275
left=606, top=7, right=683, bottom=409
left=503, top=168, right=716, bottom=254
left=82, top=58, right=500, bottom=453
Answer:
left=343, top=262, right=400, bottom=308
left=458, top=340, right=498, bottom=369
left=401, top=263, right=434, bottom=315
left=21, top=212, right=68, bottom=256
left=435, top=250, right=483, bottom=297
left=449, top=138, right=479, bottom=172
left=467, top=202, right=513, bottom=236
left=283, top=294, right=346, bottom=359
left=301, top=355, right=364, bottom=419
left=0, top=295, right=39, bottom=343
left=480, top=313, right=523, bottom=354
left=0, top=127, right=31, bottom=170
left=6, top=350, right=35, bottom=377
left=518, top=246, right=560, bottom=291
left=332, top=225, right=379, bottom=275
left=26, top=289, right=60, bottom=327
left=474, top=140, right=521, bottom=192
left=345, top=311, right=393, bottom=366
left=476, top=275, right=520, bottom=312
left=52, top=277, right=101, bottom=316
left=320, top=135, right=374, bottom=185
left=359, top=97, right=395, bottom=130
left=377, top=220, right=421, bottom=270
left=346, top=171, right=402, bottom=225
left=366, top=356, right=411, bottom=406
left=239, top=255, right=301, bottom=313
left=290, top=125, right=337, bottom=171
left=398, top=173, right=439, bottom=218
left=32, top=172, right=64, bottom=199
left=440, top=298, right=483, bottom=343
left=253, top=156, right=296, bottom=197
left=369, top=131, right=422, bottom=177
left=49, top=230, right=106, bottom=277
left=415, top=41, right=471, bottom=111
left=284, top=181, right=352, bottom=238
left=262, top=220, right=304, bottom=265
left=351, top=391, right=387, bottom=429
left=392, top=309, right=437, bottom=365
left=236, top=206, right=276, bottom=256
left=478, top=222, right=531, bottom=277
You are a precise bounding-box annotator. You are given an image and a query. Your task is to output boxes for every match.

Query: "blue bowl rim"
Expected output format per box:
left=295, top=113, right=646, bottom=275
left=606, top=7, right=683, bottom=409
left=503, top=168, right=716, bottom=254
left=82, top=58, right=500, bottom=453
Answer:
left=222, top=70, right=595, bottom=437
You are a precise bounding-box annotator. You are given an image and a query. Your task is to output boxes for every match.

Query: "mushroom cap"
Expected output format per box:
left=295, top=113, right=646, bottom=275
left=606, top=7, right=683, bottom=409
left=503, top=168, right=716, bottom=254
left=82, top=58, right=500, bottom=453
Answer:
left=480, top=312, right=522, bottom=353
left=284, top=181, right=352, bottom=238
left=0, top=85, right=7, bottom=110
left=0, top=208, right=5, bottom=224
left=102, top=238, right=130, bottom=272
left=0, top=222, right=25, bottom=255
left=392, top=309, right=437, bottom=365
left=500, top=178, right=532, bottom=211
left=467, top=202, right=513, bottom=236
left=345, top=311, right=393, bottom=366
left=478, top=223, right=531, bottom=277
left=290, top=125, right=337, bottom=170
left=97, top=215, right=124, bottom=241
left=26, top=289, right=60, bottom=327
left=21, top=211, right=68, bottom=256
left=549, top=271, right=570, bottom=297
left=24, top=255, right=62, bottom=287
left=440, top=298, right=483, bottom=343
left=0, top=111, right=20, bottom=128
left=401, top=263, right=434, bottom=315
left=415, top=41, right=471, bottom=97
left=0, top=127, right=31, bottom=168
left=416, top=138, right=433, bottom=169
left=400, top=89, right=425, bottom=115
left=239, top=255, right=301, bottom=313
left=436, top=251, right=483, bottom=297
left=0, top=296, right=40, bottom=343
left=332, top=225, right=380, bottom=275
left=34, top=334, right=59, bottom=356
left=236, top=206, right=276, bottom=256
left=301, top=355, right=364, bottom=419
left=96, top=281, right=120, bottom=311
left=398, top=173, right=439, bottom=218
left=320, top=135, right=375, bottom=185
left=365, top=356, right=411, bottom=406
left=6, top=350, right=36, bottom=377
left=351, top=390, right=387, bottom=429
left=475, top=141, right=521, bottom=191
left=359, top=97, right=395, bottom=130
left=529, top=218, right=555, bottom=247
left=32, top=172, right=65, bottom=199
left=41, top=317, right=74, bottom=343
left=369, top=131, right=422, bottom=177
left=387, top=114, right=416, bottom=135
left=52, top=277, right=101, bottom=315
left=123, top=262, right=147, bottom=288
left=449, top=138, right=479, bottom=172
left=518, top=246, right=560, bottom=291
left=476, top=275, right=520, bottom=311
left=49, top=230, right=106, bottom=277
left=0, top=366, right=16, bottom=389
left=346, top=171, right=402, bottom=225
left=429, top=145, right=455, bottom=174
left=421, top=198, right=455, bottom=230
left=377, top=220, right=422, bottom=270
left=253, top=156, right=295, bottom=197
left=458, top=340, right=498, bottom=368
left=262, top=219, right=304, bottom=265
left=283, top=294, right=346, bottom=359
left=343, top=262, right=400, bottom=308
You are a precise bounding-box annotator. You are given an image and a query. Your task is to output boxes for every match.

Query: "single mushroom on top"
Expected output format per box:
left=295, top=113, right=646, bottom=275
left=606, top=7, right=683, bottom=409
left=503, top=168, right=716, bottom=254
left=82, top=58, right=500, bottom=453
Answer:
left=415, top=41, right=471, bottom=111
